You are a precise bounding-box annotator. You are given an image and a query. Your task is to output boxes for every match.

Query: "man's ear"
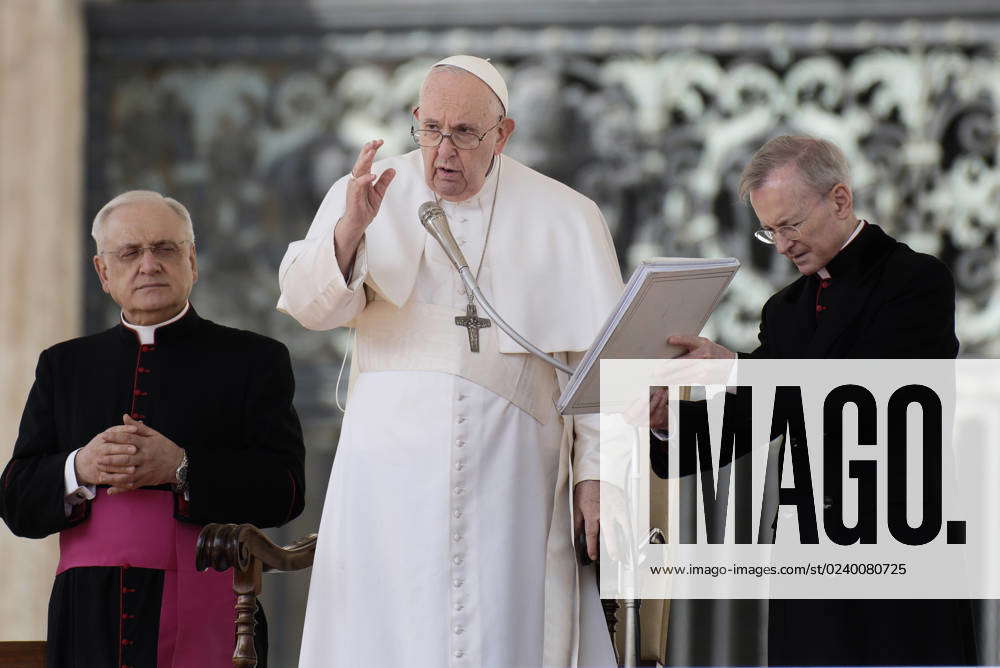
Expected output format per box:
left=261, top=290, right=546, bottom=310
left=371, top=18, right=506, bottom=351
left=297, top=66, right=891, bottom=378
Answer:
left=93, top=255, right=112, bottom=294
left=189, top=244, right=198, bottom=285
left=831, top=183, right=853, bottom=219
left=494, top=117, right=516, bottom=154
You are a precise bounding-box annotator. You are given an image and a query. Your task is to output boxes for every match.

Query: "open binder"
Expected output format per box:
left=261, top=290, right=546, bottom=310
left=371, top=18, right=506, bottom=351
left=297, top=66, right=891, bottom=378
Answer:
left=556, top=257, right=740, bottom=415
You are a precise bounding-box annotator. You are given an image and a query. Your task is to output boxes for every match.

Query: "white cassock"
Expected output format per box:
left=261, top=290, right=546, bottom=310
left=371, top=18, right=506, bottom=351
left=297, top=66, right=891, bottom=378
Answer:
left=278, top=150, right=623, bottom=668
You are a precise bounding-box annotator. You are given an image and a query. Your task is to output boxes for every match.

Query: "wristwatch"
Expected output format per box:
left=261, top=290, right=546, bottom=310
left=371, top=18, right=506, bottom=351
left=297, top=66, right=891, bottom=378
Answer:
left=174, top=451, right=189, bottom=495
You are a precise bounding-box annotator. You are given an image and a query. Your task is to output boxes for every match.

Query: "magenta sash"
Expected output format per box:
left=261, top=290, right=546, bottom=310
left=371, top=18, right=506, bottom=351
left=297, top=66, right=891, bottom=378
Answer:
left=58, top=489, right=236, bottom=667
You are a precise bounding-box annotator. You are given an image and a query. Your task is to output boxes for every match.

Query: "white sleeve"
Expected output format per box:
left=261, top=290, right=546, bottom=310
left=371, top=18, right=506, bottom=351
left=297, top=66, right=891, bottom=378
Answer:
left=64, top=449, right=96, bottom=516
left=276, top=175, right=368, bottom=330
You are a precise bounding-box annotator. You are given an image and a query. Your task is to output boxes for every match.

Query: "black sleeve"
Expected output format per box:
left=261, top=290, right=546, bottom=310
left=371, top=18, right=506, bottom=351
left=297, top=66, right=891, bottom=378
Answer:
left=648, top=394, right=754, bottom=480
left=0, top=350, right=84, bottom=539
left=745, top=297, right=775, bottom=360
left=182, top=341, right=306, bottom=527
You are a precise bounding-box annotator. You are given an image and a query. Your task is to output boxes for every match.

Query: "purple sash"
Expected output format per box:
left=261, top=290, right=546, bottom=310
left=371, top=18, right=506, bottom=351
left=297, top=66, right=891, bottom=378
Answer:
left=58, top=489, right=235, bottom=667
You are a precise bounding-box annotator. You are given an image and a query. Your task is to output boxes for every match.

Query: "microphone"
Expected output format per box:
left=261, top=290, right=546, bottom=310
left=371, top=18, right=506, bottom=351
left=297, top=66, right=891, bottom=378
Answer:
left=418, top=202, right=469, bottom=271
left=416, top=201, right=574, bottom=375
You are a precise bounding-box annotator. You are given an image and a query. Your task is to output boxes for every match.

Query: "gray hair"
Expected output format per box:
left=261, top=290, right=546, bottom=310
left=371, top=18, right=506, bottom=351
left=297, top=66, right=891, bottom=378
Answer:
left=738, top=135, right=851, bottom=204
left=91, top=190, right=194, bottom=252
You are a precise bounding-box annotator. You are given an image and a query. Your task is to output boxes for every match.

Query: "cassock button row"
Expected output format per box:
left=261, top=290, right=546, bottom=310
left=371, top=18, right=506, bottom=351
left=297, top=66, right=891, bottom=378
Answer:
left=453, top=533, right=462, bottom=542
left=456, top=439, right=465, bottom=448
left=453, top=510, right=463, bottom=519
left=454, top=602, right=464, bottom=611
left=453, top=555, right=463, bottom=565
left=454, top=486, right=464, bottom=495
left=454, top=650, right=464, bottom=658
left=453, top=578, right=463, bottom=588
left=457, top=416, right=466, bottom=423
left=454, top=461, right=464, bottom=471
left=454, top=625, right=464, bottom=635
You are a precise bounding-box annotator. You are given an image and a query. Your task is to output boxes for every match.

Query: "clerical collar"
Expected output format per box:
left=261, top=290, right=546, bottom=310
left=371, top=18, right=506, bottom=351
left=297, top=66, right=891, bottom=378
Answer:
left=121, top=302, right=190, bottom=344
left=817, top=220, right=867, bottom=279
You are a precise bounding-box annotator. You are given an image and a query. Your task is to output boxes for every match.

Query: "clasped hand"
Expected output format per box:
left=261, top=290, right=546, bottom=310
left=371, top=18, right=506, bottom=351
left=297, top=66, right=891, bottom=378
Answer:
left=75, top=414, right=184, bottom=495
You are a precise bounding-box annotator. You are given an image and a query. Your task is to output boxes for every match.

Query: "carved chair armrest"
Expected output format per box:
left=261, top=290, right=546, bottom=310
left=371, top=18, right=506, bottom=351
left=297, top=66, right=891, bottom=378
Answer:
left=195, top=523, right=317, bottom=668
left=196, top=522, right=316, bottom=573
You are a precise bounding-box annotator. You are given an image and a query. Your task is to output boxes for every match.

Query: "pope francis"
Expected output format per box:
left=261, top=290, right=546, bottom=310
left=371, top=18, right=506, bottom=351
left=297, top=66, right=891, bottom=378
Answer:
left=278, top=55, right=623, bottom=667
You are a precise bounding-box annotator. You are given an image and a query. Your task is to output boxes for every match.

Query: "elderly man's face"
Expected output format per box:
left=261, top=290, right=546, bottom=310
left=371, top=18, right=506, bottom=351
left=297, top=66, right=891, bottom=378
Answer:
left=93, top=201, right=197, bottom=325
left=750, top=164, right=855, bottom=276
left=415, top=68, right=515, bottom=202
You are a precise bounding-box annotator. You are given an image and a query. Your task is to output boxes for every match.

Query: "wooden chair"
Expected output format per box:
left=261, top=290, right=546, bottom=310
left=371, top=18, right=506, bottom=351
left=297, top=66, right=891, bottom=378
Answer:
left=196, top=524, right=316, bottom=668
left=197, top=524, right=626, bottom=667
left=0, top=641, right=45, bottom=668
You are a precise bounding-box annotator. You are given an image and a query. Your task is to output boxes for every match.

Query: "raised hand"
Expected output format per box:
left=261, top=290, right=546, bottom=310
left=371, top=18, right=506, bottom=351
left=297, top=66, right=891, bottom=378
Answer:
left=343, top=139, right=396, bottom=230
left=334, top=139, right=396, bottom=278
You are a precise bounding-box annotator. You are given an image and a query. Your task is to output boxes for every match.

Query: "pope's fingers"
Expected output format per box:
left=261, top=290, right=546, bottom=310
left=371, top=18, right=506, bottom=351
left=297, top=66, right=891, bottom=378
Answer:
left=351, top=139, right=384, bottom=178
left=372, top=168, right=396, bottom=198
left=586, top=519, right=600, bottom=560
left=350, top=171, right=377, bottom=188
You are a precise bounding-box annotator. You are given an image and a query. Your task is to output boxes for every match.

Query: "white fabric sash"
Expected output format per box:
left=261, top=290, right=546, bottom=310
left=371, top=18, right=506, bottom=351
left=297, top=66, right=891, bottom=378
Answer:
left=353, top=299, right=557, bottom=424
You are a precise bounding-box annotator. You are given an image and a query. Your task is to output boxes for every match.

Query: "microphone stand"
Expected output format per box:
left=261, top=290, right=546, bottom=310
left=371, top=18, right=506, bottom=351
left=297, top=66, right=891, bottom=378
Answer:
left=418, top=201, right=573, bottom=375
left=455, top=267, right=573, bottom=374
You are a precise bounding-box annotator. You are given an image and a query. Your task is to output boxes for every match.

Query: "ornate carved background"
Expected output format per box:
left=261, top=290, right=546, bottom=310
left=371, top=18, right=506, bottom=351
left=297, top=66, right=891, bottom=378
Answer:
left=84, top=2, right=1000, bottom=664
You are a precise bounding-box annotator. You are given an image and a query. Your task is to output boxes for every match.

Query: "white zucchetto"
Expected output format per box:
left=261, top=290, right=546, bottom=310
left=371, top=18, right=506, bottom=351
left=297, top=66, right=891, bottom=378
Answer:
left=432, top=55, right=509, bottom=114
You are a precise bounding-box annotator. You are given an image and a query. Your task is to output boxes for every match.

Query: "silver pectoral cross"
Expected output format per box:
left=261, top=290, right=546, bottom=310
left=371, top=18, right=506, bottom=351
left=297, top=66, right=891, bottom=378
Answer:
left=455, top=302, right=491, bottom=353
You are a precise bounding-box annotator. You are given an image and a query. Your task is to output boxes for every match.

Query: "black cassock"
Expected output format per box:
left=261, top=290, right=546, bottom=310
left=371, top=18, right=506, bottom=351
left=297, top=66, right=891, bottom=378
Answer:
left=661, top=224, right=976, bottom=666
left=0, top=306, right=305, bottom=668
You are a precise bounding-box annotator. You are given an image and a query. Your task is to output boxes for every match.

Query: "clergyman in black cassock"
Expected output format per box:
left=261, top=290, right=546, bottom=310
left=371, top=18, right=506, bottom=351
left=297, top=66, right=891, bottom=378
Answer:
left=748, top=221, right=974, bottom=666
left=0, top=191, right=305, bottom=668
left=660, top=136, right=976, bottom=666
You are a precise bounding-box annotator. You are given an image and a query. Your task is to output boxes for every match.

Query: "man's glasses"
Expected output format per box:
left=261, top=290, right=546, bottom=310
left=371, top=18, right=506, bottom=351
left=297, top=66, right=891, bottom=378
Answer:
left=103, top=240, right=192, bottom=264
left=753, top=190, right=831, bottom=245
left=411, top=116, right=504, bottom=151
left=754, top=220, right=808, bottom=245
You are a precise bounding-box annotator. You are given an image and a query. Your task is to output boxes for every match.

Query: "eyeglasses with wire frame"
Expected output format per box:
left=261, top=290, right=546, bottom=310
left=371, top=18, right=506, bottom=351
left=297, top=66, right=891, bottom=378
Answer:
left=411, top=116, right=505, bottom=150
left=102, top=240, right=193, bottom=264
left=753, top=190, right=830, bottom=245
